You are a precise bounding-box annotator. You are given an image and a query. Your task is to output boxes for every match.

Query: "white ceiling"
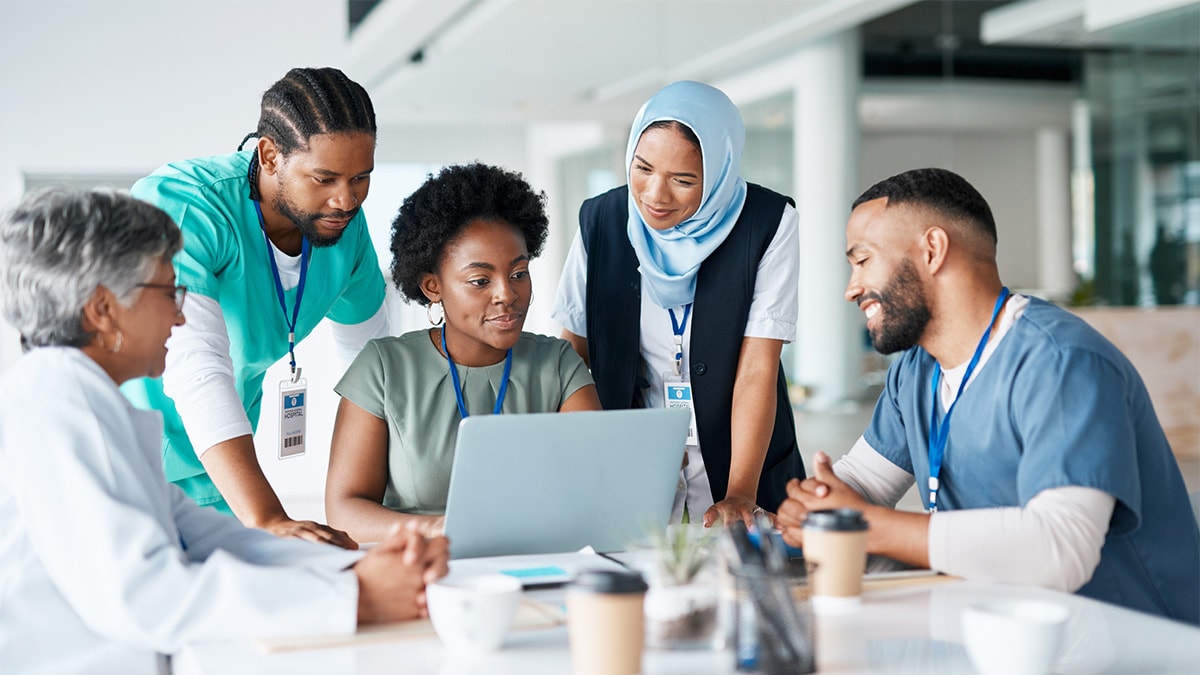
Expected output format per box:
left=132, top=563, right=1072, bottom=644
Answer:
left=345, top=0, right=918, bottom=128
left=981, top=0, right=1200, bottom=49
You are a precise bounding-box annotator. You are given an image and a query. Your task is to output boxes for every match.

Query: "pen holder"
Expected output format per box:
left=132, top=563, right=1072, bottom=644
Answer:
left=731, top=564, right=816, bottom=674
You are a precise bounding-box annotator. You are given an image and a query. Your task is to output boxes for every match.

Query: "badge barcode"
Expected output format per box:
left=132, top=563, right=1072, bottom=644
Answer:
left=284, top=435, right=303, bottom=448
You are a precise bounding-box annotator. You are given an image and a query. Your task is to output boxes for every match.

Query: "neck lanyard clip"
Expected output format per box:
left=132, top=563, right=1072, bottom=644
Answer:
left=668, top=303, right=693, bottom=378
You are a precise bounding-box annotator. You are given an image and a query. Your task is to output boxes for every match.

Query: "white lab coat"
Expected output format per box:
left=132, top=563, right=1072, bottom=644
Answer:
left=0, top=348, right=362, bottom=674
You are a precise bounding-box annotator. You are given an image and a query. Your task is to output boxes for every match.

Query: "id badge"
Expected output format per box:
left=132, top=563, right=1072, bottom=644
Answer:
left=663, top=375, right=699, bottom=446
left=278, top=378, right=307, bottom=459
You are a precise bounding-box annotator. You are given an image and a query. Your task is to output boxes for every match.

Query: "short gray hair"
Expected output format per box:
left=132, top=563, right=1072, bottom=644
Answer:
left=0, top=188, right=182, bottom=348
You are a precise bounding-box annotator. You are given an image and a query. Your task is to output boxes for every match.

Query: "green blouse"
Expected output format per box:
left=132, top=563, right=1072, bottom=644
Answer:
left=334, top=330, right=594, bottom=514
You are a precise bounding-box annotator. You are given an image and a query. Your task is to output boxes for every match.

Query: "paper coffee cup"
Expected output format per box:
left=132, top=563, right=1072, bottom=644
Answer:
left=802, top=509, right=868, bottom=609
left=566, top=569, right=648, bottom=675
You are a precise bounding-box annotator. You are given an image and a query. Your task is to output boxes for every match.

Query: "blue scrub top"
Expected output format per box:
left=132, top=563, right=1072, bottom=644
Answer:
left=866, top=297, right=1199, bottom=624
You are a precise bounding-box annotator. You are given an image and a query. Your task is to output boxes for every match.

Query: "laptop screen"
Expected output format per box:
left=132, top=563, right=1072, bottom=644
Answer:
left=442, top=407, right=690, bottom=559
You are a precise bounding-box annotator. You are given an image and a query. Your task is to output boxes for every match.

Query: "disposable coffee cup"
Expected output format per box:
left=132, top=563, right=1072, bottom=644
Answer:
left=566, top=569, right=648, bottom=675
left=802, top=509, right=868, bottom=612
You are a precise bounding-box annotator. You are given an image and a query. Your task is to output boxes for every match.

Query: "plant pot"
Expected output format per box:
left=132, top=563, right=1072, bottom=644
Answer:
left=644, top=579, right=722, bottom=650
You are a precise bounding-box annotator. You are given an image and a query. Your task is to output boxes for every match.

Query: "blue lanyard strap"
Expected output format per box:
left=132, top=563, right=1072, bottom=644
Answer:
left=926, top=286, right=1010, bottom=512
left=667, top=303, right=693, bottom=377
left=441, top=326, right=512, bottom=419
left=255, top=201, right=310, bottom=380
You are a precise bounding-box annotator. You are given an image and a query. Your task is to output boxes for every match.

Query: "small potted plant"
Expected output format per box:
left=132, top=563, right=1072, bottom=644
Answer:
left=637, top=524, right=724, bottom=650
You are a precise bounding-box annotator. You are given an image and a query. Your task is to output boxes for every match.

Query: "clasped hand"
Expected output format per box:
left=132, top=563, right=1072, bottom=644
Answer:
left=776, top=451, right=868, bottom=548
left=354, top=521, right=450, bottom=625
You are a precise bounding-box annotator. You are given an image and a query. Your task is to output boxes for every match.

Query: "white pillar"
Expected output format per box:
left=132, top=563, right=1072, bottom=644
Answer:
left=1035, top=127, right=1075, bottom=301
left=523, top=122, right=603, bottom=336
left=1071, top=99, right=1095, bottom=280
left=792, top=29, right=863, bottom=410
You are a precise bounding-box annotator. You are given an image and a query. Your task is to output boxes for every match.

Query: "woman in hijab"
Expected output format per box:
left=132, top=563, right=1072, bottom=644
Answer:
left=552, top=80, right=805, bottom=528
left=0, top=188, right=447, bottom=674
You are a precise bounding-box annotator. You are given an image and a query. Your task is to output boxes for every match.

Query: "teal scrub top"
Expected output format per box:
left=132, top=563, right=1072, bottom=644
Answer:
left=122, top=151, right=386, bottom=508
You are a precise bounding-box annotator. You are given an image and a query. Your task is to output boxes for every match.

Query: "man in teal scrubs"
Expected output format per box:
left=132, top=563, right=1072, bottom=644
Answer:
left=123, top=67, right=386, bottom=548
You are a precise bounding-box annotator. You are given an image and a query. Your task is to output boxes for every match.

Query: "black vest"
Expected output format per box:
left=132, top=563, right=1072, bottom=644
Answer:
left=579, top=183, right=805, bottom=511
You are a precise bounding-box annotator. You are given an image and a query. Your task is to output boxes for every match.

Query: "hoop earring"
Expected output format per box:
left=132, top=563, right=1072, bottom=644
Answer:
left=426, top=301, right=444, bottom=326
left=109, top=331, right=124, bottom=354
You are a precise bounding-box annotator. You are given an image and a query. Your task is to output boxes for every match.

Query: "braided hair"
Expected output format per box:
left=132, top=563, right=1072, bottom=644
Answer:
left=239, top=67, right=376, bottom=200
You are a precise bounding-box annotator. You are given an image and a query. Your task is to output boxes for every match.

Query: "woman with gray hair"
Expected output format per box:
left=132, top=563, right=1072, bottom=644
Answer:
left=0, top=188, right=448, bottom=674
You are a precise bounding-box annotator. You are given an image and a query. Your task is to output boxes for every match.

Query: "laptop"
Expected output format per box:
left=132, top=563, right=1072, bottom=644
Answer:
left=442, top=407, right=690, bottom=559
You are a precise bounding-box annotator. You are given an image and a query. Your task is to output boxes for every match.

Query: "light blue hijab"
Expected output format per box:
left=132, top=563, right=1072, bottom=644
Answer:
left=625, top=80, right=747, bottom=309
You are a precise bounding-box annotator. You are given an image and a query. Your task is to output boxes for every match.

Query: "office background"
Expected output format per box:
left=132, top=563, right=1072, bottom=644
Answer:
left=1, top=0, right=1196, bottom=517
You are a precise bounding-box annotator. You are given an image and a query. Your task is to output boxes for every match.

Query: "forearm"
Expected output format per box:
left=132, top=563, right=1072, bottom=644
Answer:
left=173, top=486, right=363, bottom=569
left=860, top=504, right=931, bottom=568
left=726, top=338, right=781, bottom=500
left=928, top=486, right=1112, bottom=591
left=327, top=496, right=442, bottom=543
left=199, top=435, right=288, bottom=528
left=727, top=385, right=773, bottom=500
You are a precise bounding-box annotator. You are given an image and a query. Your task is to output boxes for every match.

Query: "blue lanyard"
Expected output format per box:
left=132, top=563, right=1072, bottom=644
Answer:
left=441, top=326, right=512, bottom=419
left=668, top=303, right=693, bottom=377
left=255, top=200, right=310, bottom=380
left=926, top=287, right=1010, bottom=512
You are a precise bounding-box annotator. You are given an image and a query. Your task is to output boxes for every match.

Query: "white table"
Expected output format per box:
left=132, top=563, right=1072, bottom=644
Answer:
left=175, top=577, right=1200, bottom=674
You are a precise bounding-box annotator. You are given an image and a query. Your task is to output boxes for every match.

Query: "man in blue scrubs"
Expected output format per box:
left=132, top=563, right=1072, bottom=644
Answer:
left=778, top=168, right=1199, bottom=624
left=123, top=67, right=387, bottom=548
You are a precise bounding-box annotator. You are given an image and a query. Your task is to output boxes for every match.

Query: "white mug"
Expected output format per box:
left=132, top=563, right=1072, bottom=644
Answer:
left=426, top=574, right=523, bottom=652
left=961, top=599, right=1070, bottom=675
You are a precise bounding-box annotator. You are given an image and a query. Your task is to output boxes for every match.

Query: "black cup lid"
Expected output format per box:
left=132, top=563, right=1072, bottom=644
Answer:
left=569, top=568, right=647, bottom=594
left=803, top=508, right=868, bottom=531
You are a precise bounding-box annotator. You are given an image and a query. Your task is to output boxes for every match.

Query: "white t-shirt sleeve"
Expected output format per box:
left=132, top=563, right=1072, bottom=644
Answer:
left=330, top=304, right=389, bottom=366
left=551, top=230, right=589, bottom=338
left=744, top=203, right=799, bottom=342
left=832, top=436, right=915, bottom=508
left=835, top=436, right=1111, bottom=592
left=161, top=293, right=253, bottom=455
left=928, top=486, right=1113, bottom=592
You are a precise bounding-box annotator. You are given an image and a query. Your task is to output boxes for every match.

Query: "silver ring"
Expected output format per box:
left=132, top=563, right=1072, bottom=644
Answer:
left=752, top=506, right=765, bottom=515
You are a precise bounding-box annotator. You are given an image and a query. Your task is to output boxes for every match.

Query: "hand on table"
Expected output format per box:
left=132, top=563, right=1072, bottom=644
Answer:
left=777, top=451, right=868, bottom=548
left=703, top=494, right=772, bottom=529
left=261, top=517, right=359, bottom=550
left=354, top=522, right=450, bottom=625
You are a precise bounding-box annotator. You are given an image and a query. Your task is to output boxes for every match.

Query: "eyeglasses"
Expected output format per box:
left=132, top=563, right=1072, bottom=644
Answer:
left=136, top=283, right=188, bottom=312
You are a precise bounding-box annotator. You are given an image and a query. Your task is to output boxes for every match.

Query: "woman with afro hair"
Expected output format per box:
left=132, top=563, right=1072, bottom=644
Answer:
left=326, top=163, right=600, bottom=542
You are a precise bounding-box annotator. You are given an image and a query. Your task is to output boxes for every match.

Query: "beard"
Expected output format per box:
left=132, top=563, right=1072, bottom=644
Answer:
left=272, top=182, right=358, bottom=248
left=863, top=259, right=932, bottom=355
